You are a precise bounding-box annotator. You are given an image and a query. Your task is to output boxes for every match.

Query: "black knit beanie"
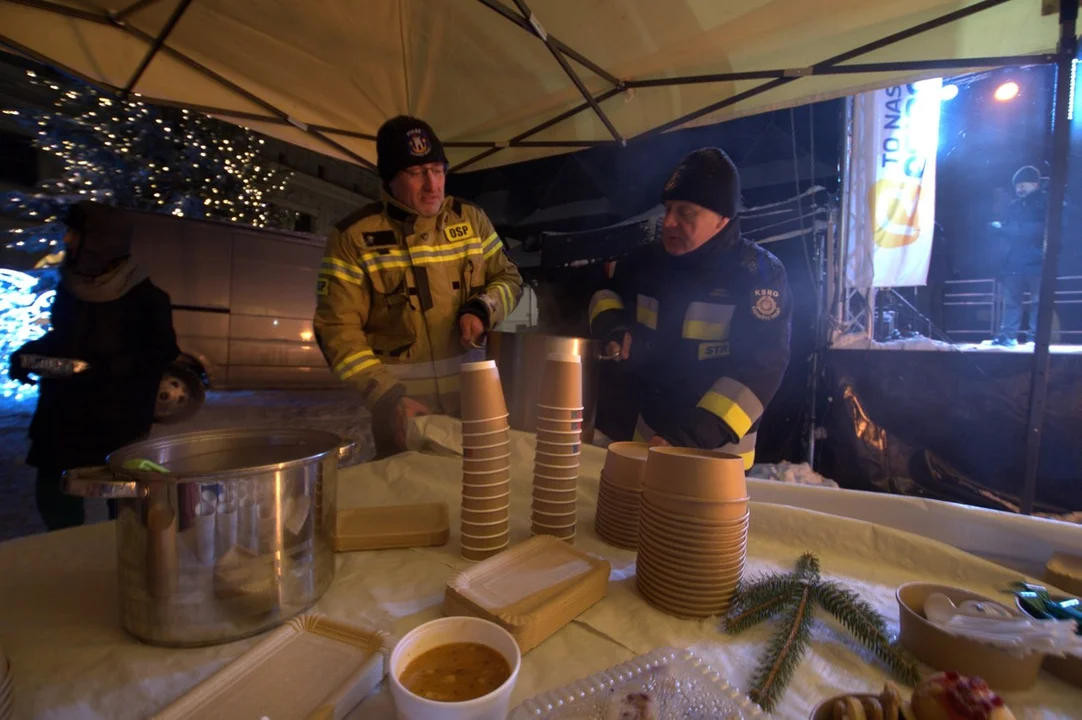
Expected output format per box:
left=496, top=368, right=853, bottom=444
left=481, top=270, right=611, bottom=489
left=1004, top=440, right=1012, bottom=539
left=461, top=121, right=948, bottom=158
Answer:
left=1012, top=165, right=1040, bottom=185
left=376, top=115, right=448, bottom=183
left=661, top=147, right=741, bottom=218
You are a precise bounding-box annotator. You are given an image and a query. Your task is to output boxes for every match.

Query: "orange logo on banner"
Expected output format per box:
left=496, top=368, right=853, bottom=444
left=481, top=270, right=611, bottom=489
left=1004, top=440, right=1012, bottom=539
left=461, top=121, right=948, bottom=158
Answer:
left=870, top=178, right=924, bottom=249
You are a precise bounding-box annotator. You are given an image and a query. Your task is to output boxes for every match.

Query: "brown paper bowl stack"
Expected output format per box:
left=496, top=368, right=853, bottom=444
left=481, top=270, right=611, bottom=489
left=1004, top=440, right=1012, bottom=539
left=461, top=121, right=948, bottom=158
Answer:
left=460, top=360, right=511, bottom=561
left=594, top=441, right=649, bottom=550
left=635, top=447, right=749, bottom=618
left=532, top=353, right=583, bottom=543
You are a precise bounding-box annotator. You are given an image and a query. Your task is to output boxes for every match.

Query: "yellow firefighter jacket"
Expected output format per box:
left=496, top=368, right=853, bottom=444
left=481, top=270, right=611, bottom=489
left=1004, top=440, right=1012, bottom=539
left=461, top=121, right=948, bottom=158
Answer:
left=314, top=191, right=523, bottom=416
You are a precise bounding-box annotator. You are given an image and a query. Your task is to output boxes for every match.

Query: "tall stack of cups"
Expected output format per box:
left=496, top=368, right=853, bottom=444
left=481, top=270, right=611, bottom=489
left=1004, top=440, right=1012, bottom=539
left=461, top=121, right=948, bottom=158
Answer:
left=460, top=360, right=511, bottom=561
left=532, top=353, right=583, bottom=543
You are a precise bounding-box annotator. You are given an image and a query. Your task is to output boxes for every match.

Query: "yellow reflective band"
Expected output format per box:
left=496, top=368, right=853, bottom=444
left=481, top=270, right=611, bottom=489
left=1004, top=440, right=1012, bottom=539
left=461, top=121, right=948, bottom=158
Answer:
left=697, top=391, right=753, bottom=438
left=336, top=349, right=378, bottom=379
left=482, top=233, right=502, bottom=259
left=683, top=319, right=728, bottom=341
left=734, top=449, right=755, bottom=470
left=319, top=268, right=363, bottom=286
left=637, top=306, right=658, bottom=329
left=589, top=297, right=623, bottom=325
left=636, top=294, right=659, bottom=330
left=340, top=356, right=381, bottom=380
left=321, top=257, right=365, bottom=282
left=490, top=280, right=515, bottom=311
left=632, top=427, right=646, bottom=442
left=359, top=240, right=486, bottom=272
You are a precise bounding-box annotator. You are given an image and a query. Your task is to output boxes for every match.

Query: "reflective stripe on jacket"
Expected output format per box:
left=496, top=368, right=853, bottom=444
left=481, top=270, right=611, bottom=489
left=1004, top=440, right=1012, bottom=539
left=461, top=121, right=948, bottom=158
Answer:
left=314, top=192, right=523, bottom=414
left=590, top=218, right=790, bottom=463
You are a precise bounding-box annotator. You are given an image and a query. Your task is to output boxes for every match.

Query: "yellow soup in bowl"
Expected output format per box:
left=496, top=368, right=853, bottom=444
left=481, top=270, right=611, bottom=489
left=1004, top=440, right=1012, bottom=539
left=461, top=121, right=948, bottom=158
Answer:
left=399, top=641, right=512, bottom=703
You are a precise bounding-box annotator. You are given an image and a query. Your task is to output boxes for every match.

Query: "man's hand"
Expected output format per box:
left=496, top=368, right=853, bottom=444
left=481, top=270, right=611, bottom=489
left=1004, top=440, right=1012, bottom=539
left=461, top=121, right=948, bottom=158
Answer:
left=604, top=331, right=632, bottom=361
left=393, top=396, right=432, bottom=450
left=649, top=435, right=671, bottom=448
left=460, top=314, right=485, bottom=348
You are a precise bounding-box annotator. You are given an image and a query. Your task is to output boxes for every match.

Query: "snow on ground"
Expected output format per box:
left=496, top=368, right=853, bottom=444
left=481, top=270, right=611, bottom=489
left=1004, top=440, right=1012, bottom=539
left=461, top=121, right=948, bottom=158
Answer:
left=0, top=389, right=375, bottom=542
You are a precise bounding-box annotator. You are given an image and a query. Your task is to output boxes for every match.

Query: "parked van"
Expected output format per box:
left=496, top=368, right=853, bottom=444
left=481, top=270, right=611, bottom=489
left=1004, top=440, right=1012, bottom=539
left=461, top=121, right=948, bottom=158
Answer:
left=126, top=210, right=335, bottom=422
left=127, top=209, right=538, bottom=423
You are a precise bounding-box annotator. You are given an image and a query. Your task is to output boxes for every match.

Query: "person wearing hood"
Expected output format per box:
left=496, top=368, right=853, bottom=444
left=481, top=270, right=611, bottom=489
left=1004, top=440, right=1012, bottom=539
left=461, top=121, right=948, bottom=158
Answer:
left=588, top=148, right=791, bottom=468
left=8, top=201, right=179, bottom=530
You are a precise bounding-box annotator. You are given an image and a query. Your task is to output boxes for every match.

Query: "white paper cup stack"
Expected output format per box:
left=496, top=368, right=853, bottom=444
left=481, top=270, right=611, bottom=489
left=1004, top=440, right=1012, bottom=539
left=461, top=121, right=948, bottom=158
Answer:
left=460, top=360, right=511, bottom=561
left=635, top=447, right=750, bottom=618
left=531, top=353, right=583, bottom=543
left=594, top=441, right=649, bottom=550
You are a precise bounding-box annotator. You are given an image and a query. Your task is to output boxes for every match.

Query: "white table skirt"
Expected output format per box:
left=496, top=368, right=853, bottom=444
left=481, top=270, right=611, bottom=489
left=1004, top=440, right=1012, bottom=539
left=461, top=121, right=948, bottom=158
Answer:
left=0, top=416, right=1079, bottom=719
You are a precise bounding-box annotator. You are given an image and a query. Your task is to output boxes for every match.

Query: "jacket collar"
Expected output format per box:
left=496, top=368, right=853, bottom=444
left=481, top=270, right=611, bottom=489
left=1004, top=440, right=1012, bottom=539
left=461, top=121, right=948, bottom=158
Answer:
left=381, top=189, right=454, bottom=235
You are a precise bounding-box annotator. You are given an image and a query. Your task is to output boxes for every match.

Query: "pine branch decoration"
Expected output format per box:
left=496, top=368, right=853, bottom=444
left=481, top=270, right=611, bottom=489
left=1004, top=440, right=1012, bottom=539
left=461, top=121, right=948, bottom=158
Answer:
left=723, top=553, right=917, bottom=712
left=747, top=578, right=816, bottom=711
left=813, top=581, right=920, bottom=686
left=724, top=576, right=800, bottom=634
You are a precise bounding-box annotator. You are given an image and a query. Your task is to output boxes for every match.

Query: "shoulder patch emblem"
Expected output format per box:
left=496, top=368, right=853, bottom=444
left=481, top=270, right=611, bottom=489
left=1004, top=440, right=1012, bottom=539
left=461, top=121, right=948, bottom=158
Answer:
left=444, top=222, right=474, bottom=242
left=751, top=288, right=781, bottom=321
left=316, top=277, right=330, bottom=297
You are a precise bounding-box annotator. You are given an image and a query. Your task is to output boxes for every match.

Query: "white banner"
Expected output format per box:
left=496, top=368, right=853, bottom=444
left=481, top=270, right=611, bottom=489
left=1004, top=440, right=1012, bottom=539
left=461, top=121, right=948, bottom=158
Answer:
left=845, top=80, right=942, bottom=289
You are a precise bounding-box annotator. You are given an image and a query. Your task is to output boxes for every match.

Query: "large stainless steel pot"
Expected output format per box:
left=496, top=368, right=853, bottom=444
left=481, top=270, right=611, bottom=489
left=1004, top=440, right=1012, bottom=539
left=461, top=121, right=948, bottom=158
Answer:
left=486, top=331, right=609, bottom=439
left=63, top=428, right=356, bottom=647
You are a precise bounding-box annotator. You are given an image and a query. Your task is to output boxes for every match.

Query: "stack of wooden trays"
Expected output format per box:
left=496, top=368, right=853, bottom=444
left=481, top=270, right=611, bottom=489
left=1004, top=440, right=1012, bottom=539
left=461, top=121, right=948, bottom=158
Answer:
left=594, top=441, right=649, bottom=550
left=442, top=535, right=610, bottom=653
left=532, top=354, right=583, bottom=543
left=460, top=360, right=511, bottom=561
left=636, top=447, right=749, bottom=618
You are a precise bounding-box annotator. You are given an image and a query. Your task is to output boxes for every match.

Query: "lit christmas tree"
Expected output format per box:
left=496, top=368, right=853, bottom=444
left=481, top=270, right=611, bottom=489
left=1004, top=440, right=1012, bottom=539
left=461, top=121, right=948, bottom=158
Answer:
left=1, top=66, right=293, bottom=400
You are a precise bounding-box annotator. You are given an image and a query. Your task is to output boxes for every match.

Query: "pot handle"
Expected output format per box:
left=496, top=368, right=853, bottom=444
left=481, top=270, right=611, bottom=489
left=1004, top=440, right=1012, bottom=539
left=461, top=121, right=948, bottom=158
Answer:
left=62, top=466, right=140, bottom=499
left=337, top=439, right=360, bottom=467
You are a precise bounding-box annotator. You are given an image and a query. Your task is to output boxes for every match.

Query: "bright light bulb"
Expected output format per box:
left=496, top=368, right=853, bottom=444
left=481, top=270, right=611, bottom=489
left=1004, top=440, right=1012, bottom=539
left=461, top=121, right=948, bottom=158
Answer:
left=994, top=81, right=1020, bottom=102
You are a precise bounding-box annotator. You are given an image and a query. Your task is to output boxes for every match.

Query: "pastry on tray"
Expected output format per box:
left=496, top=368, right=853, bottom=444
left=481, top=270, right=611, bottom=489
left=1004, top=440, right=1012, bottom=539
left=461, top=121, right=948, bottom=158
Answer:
left=910, top=672, right=1015, bottom=720
left=831, top=682, right=915, bottom=720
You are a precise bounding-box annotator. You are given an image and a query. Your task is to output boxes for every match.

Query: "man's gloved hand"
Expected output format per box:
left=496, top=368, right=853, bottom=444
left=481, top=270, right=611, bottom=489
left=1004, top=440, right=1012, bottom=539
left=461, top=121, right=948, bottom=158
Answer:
left=393, top=396, right=432, bottom=450
left=7, top=354, right=35, bottom=386
left=459, top=313, right=486, bottom=349
left=604, top=331, right=632, bottom=361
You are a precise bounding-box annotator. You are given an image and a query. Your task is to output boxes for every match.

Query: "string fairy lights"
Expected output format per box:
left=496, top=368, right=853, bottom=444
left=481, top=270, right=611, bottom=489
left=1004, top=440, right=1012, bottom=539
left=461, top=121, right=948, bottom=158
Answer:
left=0, top=269, right=55, bottom=402
left=0, top=66, right=295, bottom=402
left=2, top=67, right=294, bottom=254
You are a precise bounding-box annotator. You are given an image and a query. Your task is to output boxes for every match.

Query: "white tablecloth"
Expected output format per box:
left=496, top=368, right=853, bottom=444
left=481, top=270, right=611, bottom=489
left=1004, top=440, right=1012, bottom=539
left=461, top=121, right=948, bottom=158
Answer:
left=1, top=417, right=1080, bottom=719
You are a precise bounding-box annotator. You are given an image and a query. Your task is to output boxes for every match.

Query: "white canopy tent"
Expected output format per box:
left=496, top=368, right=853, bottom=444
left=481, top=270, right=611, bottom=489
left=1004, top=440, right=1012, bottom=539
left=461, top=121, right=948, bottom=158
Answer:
left=0, top=0, right=1076, bottom=513
left=0, top=0, right=1064, bottom=172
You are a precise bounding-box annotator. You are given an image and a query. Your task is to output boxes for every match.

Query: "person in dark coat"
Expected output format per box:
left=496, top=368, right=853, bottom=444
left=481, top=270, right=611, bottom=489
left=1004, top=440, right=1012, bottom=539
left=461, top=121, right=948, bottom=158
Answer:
left=992, top=165, right=1047, bottom=346
left=8, top=201, right=179, bottom=530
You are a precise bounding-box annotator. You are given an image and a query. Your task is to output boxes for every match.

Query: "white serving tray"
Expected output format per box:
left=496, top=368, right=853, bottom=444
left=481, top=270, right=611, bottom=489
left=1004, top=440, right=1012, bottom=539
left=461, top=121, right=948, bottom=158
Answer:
left=152, top=614, right=390, bottom=720
left=509, top=647, right=768, bottom=719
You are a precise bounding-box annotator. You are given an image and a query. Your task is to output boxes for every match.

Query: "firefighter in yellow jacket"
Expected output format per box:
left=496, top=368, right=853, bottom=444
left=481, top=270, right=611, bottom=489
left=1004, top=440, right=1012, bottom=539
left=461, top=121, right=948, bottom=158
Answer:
left=315, top=116, right=523, bottom=454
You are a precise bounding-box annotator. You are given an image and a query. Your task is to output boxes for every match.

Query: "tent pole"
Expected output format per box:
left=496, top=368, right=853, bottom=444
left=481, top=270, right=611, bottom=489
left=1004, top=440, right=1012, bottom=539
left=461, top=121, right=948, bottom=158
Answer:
left=627, top=54, right=1054, bottom=88
left=121, top=0, right=190, bottom=96
left=472, top=0, right=622, bottom=88
left=1020, top=0, right=1077, bottom=516
left=508, top=0, right=624, bottom=143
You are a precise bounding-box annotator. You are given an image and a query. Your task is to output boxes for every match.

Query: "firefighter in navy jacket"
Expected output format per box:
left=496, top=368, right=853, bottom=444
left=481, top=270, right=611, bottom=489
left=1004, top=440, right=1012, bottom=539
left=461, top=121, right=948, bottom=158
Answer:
left=588, top=148, right=791, bottom=468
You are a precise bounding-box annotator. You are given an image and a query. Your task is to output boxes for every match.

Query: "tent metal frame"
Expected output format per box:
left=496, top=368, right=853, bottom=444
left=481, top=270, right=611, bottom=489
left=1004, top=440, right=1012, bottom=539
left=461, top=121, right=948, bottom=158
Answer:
left=0, top=0, right=1075, bottom=511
